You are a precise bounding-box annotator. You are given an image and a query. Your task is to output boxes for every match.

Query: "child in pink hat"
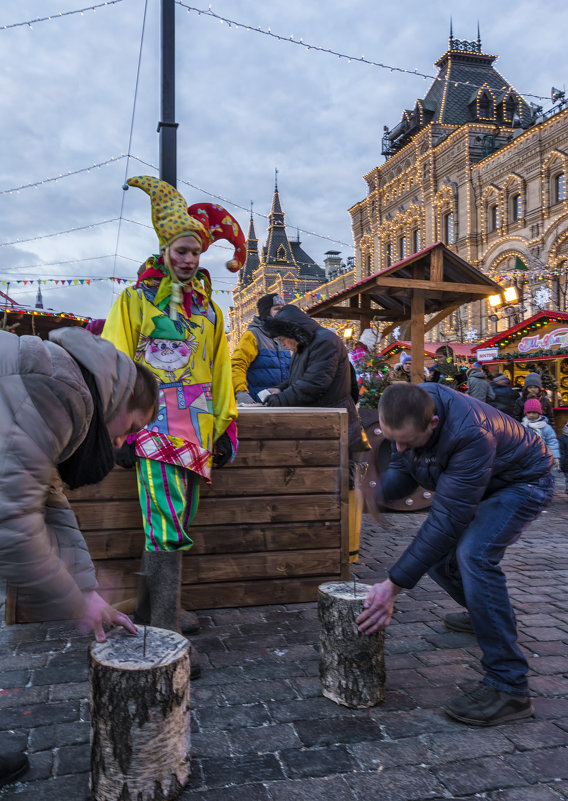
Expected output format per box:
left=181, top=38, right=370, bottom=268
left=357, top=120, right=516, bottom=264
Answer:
left=522, top=398, right=560, bottom=466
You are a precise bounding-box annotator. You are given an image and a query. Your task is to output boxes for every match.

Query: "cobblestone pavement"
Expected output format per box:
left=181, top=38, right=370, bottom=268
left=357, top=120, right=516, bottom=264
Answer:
left=1, top=483, right=567, bottom=800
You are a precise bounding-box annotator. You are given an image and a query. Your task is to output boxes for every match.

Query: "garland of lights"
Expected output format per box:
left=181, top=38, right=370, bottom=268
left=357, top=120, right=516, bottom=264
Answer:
left=177, top=3, right=550, bottom=102
left=0, top=156, right=126, bottom=196
left=1, top=1, right=124, bottom=31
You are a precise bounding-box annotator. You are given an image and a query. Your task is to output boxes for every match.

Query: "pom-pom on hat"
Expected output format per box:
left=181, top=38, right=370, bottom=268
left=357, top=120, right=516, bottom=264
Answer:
left=400, top=352, right=412, bottom=366
left=524, top=372, right=542, bottom=388
left=524, top=398, right=542, bottom=414
left=125, top=176, right=245, bottom=272
left=257, top=293, right=285, bottom=320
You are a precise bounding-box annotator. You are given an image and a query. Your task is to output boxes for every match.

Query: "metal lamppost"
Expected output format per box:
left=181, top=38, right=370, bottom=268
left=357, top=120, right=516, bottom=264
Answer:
left=158, top=0, right=178, bottom=187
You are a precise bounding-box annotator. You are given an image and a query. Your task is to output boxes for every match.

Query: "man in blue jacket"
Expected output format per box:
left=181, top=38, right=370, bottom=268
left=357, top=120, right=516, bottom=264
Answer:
left=357, top=382, right=554, bottom=726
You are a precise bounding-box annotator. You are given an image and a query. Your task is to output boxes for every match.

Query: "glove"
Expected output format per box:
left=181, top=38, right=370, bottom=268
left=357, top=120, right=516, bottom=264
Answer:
left=236, top=390, right=257, bottom=405
left=113, top=441, right=136, bottom=469
left=213, top=432, right=233, bottom=469
left=263, top=392, right=281, bottom=407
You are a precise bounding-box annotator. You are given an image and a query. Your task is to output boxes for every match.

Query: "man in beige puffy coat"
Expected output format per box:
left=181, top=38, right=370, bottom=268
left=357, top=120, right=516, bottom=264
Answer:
left=0, top=326, right=157, bottom=642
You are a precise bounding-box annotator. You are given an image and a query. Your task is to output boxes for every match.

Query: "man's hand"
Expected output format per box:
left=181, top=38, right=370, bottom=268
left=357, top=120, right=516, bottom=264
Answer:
left=235, top=390, right=258, bottom=405
left=356, top=579, right=401, bottom=634
left=81, top=591, right=138, bottom=643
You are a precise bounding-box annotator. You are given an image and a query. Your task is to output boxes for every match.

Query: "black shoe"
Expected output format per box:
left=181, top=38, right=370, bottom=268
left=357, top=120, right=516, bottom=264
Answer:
left=0, top=749, right=29, bottom=787
left=444, top=611, right=474, bottom=633
left=443, top=682, right=534, bottom=726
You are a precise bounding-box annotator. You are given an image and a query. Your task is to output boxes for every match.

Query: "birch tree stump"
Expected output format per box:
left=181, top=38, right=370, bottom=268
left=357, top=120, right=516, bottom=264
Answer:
left=318, top=580, right=385, bottom=708
left=89, top=626, right=191, bottom=801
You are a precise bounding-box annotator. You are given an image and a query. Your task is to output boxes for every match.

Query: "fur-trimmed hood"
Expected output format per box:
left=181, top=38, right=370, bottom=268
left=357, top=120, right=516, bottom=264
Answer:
left=264, top=305, right=320, bottom=349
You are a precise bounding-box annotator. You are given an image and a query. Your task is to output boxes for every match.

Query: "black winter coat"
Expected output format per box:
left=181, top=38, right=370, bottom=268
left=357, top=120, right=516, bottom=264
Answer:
left=263, top=305, right=359, bottom=446
left=382, top=384, right=553, bottom=589
left=490, top=383, right=519, bottom=417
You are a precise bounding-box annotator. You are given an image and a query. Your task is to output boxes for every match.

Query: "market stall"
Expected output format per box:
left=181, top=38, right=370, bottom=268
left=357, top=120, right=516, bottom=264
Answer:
left=475, top=310, right=568, bottom=434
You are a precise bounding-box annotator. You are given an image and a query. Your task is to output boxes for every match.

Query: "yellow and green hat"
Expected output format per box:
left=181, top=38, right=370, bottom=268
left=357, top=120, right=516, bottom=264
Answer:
left=126, top=175, right=246, bottom=272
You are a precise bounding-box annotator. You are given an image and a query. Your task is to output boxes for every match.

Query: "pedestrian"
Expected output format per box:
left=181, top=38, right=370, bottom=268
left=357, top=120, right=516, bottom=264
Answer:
left=102, top=176, right=244, bottom=674
left=489, top=372, right=518, bottom=416
left=558, top=421, right=568, bottom=492
left=0, top=327, right=159, bottom=785
left=512, top=372, right=554, bottom=424
left=356, top=382, right=554, bottom=726
left=391, top=351, right=412, bottom=382
left=262, top=304, right=368, bottom=561
left=466, top=362, right=495, bottom=403
left=231, top=293, right=291, bottom=404
left=522, top=398, right=560, bottom=467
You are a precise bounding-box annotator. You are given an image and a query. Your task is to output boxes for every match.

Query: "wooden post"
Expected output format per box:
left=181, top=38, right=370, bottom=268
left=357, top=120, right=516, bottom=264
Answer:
left=89, top=627, right=191, bottom=801
left=318, top=580, right=385, bottom=708
left=410, top=288, right=425, bottom=383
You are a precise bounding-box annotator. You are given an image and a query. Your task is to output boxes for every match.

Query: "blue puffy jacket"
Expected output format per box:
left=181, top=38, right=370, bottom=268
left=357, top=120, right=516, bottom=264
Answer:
left=246, top=319, right=291, bottom=402
left=382, top=383, right=553, bottom=589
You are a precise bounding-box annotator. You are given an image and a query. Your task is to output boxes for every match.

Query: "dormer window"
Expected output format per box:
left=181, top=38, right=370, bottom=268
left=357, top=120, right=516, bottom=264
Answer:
left=277, top=245, right=287, bottom=261
left=477, top=88, right=495, bottom=121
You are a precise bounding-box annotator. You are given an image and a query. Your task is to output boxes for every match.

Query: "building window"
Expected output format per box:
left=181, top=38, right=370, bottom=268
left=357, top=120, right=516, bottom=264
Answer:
left=399, top=236, right=407, bottom=260
left=511, top=193, right=522, bottom=222
left=555, top=173, right=566, bottom=203
left=443, top=211, right=454, bottom=244
left=413, top=228, right=422, bottom=252
left=386, top=243, right=393, bottom=266
left=489, top=204, right=500, bottom=232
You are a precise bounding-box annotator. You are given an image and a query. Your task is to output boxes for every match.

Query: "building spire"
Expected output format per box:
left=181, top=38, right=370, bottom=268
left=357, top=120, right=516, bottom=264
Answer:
left=477, top=21, right=481, bottom=49
left=250, top=200, right=254, bottom=220
left=274, top=167, right=278, bottom=191
left=449, top=17, right=453, bottom=48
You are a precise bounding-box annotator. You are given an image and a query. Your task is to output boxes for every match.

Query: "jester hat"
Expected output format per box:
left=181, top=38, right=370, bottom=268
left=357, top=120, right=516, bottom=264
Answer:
left=126, top=175, right=246, bottom=272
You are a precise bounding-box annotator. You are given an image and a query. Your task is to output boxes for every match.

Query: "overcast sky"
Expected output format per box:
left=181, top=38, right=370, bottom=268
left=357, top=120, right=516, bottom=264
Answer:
left=2, top=0, right=568, bottom=326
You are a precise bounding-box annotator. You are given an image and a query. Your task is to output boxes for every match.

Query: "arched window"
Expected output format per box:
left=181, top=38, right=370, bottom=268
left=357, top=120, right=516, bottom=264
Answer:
left=511, top=193, right=522, bottom=222
left=277, top=245, right=287, bottom=261
left=413, top=228, right=422, bottom=252
left=399, top=236, right=407, bottom=260
left=443, top=212, right=454, bottom=244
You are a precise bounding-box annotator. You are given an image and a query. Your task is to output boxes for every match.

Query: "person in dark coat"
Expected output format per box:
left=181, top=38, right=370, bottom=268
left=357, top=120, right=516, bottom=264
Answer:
left=262, top=304, right=359, bottom=439
left=356, top=382, right=553, bottom=727
left=466, top=363, right=495, bottom=403
left=489, top=373, right=518, bottom=417
left=512, top=372, right=553, bottom=424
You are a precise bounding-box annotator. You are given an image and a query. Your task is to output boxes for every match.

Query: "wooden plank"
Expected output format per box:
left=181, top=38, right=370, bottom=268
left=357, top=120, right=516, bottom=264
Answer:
left=338, top=407, right=350, bottom=578
left=234, top=439, right=340, bottom=467
left=92, top=549, right=341, bottom=588
left=430, top=244, right=444, bottom=283
left=73, top=494, right=341, bottom=531
left=84, top=522, right=341, bottom=560
left=374, top=277, right=498, bottom=295
left=185, top=576, right=343, bottom=609
left=236, top=408, right=347, bottom=440
left=201, top=467, right=339, bottom=497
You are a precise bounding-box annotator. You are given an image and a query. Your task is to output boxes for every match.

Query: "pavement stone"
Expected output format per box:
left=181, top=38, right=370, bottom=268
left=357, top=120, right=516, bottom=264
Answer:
left=1, top=482, right=568, bottom=799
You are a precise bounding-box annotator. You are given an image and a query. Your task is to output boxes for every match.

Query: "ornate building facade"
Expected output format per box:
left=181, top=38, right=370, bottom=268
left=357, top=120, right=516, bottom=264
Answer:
left=228, top=179, right=325, bottom=348
left=349, top=31, right=568, bottom=342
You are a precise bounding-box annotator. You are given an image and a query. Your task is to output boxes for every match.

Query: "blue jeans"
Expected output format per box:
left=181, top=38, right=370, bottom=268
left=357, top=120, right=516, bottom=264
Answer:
left=428, top=475, right=554, bottom=695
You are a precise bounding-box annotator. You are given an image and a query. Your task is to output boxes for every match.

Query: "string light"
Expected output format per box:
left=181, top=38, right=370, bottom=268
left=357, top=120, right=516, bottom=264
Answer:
left=177, top=2, right=551, bottom=102
left=1, top=1, right=125, bottom=31
left=0, top=219, right=120, bottom=248
left=0, top=156, right=126, bottom=196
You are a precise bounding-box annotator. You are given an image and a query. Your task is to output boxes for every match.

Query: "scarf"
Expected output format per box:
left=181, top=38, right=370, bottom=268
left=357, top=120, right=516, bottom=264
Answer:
left=57, top=365, right=115, bottom=490
left=136, top=255, right=212, bottom=318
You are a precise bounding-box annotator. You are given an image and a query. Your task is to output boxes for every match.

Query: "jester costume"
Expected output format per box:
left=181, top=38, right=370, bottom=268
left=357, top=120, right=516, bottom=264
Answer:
left=102, top=176, right=244, bottom=552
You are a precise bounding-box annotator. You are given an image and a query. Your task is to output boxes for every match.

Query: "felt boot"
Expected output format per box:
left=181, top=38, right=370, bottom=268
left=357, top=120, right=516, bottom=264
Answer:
left=144, top=550, right=202, bottom=679
left=135, top=551, right=200, bottom=634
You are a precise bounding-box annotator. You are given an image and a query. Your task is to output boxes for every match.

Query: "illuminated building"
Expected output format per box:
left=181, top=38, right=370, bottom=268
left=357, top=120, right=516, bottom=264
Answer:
left=349, top=30, right=568, bottom=340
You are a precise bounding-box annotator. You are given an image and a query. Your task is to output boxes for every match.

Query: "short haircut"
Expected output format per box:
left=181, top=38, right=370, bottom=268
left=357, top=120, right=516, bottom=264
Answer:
left=379, top=383, right=435, bottom=432
left=127, top=363, right=160, bottom=421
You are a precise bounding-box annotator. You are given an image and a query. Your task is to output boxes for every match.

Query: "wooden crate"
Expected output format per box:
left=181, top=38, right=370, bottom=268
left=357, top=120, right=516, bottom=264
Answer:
left=6, top=408, right=349, bottom=621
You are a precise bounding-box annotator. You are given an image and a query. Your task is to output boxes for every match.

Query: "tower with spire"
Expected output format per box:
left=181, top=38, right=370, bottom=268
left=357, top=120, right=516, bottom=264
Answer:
left=229, top=175, right=324, bottom=346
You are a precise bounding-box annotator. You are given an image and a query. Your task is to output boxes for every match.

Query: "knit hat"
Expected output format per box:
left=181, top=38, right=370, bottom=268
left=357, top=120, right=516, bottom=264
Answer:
left=400, top=352, right=412, bottom=366
left=472, top=361, right=482, bottom=369
left=524, top=372, right=542, bottom=388
left=492, top=373, right=509, bottom=384
left=125, top=176, right=245, bottom=272
left=524, top=398, right=542, bottom=414
left=257, top=293, right=286, bottom=320
left=358, top=328, right=379, bottom=350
